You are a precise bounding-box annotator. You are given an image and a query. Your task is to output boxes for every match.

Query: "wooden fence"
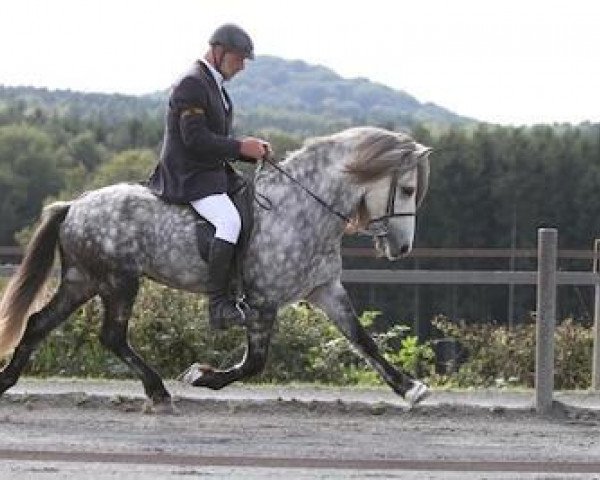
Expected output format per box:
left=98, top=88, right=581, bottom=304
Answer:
left=2, top=245, right=597, bottom=265
left=2, top=233, right=600, bottom=410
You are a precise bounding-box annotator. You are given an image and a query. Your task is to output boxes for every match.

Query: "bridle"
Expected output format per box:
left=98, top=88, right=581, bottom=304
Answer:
left=259, top=155, right=416, bottom=238
left=365, top=169, right=416, bottom=238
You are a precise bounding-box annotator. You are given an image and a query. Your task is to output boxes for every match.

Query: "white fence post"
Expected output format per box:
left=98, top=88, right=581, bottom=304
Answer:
left=536, top=228, right=557, bottom=414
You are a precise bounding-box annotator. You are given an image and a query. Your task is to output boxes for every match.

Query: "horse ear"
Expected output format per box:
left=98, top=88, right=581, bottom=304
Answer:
left=415, top=150, right=431, bottom=208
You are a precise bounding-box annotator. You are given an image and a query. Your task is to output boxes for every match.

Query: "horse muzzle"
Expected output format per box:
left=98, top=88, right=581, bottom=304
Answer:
left=374, top=235, right=413, bottom=260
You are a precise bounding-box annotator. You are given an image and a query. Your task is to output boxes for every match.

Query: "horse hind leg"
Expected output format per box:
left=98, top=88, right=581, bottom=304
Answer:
left=97, top=274, right=172, bottom=411
left=0, top=272, right=96, bottom=395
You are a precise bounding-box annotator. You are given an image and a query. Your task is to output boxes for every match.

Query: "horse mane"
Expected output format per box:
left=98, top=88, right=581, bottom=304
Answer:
left=339, top=127, right=431, bottom=232
left=272, top=127, right=431, bottom=232
left=342, top=127, right=420, bottom=184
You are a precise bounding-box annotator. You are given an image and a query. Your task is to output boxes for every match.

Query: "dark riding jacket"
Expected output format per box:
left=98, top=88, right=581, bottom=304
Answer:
left=148, top=61, right=246, bottom=203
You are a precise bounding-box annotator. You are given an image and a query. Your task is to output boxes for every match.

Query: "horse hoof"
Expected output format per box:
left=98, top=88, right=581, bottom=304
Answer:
left=143, top=398, right=180, bottom=415
left=405, top=381, right=430, bottom=408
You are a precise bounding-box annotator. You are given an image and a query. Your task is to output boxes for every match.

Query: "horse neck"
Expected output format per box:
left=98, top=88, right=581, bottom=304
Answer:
left=254, top=148, right=363, bottom=240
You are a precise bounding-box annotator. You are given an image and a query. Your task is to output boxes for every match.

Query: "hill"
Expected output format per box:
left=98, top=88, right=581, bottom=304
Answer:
left=0, top=55, right=473, bottom=136
left=229, top=55, right=473, bottom=133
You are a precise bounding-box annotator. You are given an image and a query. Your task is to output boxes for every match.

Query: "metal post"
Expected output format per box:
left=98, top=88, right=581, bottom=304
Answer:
left=536, top=228, right=557, bottom=414
left=592, top=239, right=600, bottom=390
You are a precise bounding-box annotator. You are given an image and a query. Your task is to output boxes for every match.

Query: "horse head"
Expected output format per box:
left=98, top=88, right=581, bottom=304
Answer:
left=342, top=127, right=432, bottom=260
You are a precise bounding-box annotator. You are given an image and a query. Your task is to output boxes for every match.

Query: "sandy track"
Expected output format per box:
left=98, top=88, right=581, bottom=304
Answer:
left=1, top=381, right=600, bottom=479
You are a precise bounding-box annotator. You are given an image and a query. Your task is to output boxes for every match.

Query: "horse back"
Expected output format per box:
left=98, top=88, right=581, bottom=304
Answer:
left=59, top=183, right=207, bottom=289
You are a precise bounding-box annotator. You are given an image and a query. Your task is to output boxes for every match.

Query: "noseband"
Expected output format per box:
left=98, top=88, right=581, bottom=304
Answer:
left=260, top=156, right=415, bottom=238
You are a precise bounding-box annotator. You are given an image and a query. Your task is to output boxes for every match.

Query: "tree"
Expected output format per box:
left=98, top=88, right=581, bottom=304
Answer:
left=88, top=149, right=157, bottom=188
left=68, top=131, right=107, bottom=171
left=0, top=125, right=63, bottom=244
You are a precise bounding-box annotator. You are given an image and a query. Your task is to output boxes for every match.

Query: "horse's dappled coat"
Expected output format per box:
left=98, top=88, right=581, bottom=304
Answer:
left=0, top=126, right=431, bottom=409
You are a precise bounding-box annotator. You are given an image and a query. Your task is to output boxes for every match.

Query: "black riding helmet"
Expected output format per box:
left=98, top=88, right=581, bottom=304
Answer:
left=209, top=23, right=254, bottom=59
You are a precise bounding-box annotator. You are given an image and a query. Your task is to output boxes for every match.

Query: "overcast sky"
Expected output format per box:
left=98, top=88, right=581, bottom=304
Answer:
left=1, top=0, right=599, bottom=125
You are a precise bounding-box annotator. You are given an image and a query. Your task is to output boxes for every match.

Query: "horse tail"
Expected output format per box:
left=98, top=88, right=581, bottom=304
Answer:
left=0, top=201, right=71, bottom=357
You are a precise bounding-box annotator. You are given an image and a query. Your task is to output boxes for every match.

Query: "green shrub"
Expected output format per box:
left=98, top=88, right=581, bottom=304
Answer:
left=20, top=279, right=595, bottom=391
left=433, top=315, right=593, bottom=389
left=554, top=318, right=593, bottom=389
left=28, top=281, right=245, bottom=378
left=19, top=283, right=435, bottom=385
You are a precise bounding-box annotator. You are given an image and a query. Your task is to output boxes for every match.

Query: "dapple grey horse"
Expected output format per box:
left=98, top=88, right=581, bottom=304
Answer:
left=0, top=126, right=431, bottom=411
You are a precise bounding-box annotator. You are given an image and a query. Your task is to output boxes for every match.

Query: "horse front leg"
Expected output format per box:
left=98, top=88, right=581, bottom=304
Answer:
left=307, top=280, right=429, bottom=406
left=179, top=310, right=275, bottom=390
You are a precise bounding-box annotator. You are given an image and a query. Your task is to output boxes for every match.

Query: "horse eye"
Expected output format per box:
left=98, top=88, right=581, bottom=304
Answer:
left=401, top=186, right=415, bottom=197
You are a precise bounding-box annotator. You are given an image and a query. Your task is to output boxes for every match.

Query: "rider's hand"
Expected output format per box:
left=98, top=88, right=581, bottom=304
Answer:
left=240, top=137, right=271, bottom=161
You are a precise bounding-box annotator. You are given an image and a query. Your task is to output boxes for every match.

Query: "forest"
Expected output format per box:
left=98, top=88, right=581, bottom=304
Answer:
left=1, top=55, right=600, bottom=331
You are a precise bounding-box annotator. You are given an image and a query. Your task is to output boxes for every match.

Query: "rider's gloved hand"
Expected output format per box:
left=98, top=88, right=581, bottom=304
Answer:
left=240, top=137, right=271, bottom=161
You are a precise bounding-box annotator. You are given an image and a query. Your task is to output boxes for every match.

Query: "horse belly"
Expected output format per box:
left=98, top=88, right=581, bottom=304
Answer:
left=145, top=217, right=209, bottom=291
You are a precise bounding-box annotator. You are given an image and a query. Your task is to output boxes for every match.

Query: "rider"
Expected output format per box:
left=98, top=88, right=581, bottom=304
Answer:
left=148, top=23, right=271, bottom=330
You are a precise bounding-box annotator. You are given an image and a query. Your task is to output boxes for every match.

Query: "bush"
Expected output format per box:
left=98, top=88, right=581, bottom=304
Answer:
left=266, top=306, right=435, bottom=385
left=433, top=315, right=593, bottom=389
left=28, top=281, right=245, bottom=378
left=23, top=279, right=596, bottom=391
left=19, top=282, right=435, bottom=386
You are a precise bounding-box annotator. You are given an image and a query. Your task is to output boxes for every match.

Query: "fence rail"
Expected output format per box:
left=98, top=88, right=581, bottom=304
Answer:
left=0, top=246, right=22, bottom=255
left=341, top=270, right=599, bottom=285
left=1, top=246, right=598, bottom=260
left=2, top=266, right=598, bottom=286
left=342, top=247, right=597, bottom=260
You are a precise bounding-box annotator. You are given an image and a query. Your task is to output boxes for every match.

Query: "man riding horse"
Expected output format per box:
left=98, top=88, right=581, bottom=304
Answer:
left=148, top=24, right=270, bottom=331
left=0, top=25, right=432, bottom=409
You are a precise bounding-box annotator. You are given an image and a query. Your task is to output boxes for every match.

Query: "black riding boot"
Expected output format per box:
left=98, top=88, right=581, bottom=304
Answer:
left=206, top=238, right=255, bottom=330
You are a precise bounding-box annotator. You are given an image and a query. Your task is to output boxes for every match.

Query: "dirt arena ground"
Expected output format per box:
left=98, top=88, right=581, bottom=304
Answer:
left=1, top=379, right=599, bottom=479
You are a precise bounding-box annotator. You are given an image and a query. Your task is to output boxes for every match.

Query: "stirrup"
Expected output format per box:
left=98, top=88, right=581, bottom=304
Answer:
left=209, top=299, right=248, bottom=330
left=235, top=297, right=259, bottom=322
left=235, top=301, right=247, bottom=322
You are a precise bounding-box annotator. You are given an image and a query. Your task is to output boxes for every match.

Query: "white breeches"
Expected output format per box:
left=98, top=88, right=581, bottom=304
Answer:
left=190, top=193, right=241, bottom=244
